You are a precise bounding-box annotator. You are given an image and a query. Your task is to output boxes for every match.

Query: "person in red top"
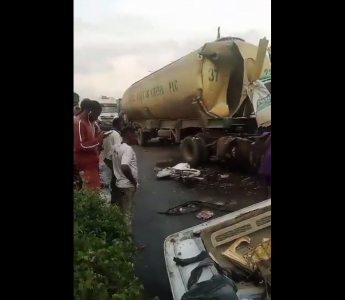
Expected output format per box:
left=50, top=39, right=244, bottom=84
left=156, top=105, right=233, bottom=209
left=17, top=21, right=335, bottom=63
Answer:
left=74, top=100, right=110, bottom=190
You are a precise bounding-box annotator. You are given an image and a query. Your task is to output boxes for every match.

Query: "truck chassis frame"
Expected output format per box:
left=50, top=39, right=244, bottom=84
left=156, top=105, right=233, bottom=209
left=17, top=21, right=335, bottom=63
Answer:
left=133, top=116, right=270, bottom=172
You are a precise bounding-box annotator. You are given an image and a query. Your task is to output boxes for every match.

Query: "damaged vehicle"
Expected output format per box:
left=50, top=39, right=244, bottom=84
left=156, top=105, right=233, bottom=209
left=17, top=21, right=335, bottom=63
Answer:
left=121, top=31, right=271, bottom=172
left=164, top=199, right=271, bottom=300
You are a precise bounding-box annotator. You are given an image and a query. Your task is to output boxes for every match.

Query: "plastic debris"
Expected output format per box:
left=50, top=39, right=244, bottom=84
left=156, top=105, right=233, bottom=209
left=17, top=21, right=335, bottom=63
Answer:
left=156, top=163, right=201, bottom=180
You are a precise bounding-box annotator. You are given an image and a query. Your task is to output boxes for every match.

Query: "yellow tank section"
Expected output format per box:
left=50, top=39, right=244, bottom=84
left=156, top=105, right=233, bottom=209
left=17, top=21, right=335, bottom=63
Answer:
left=122, top=38, right=271, bottom=121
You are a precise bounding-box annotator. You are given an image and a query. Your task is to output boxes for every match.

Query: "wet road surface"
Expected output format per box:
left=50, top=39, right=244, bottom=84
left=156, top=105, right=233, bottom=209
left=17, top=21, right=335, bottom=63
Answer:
left=126, top=141, right=267, bottom=300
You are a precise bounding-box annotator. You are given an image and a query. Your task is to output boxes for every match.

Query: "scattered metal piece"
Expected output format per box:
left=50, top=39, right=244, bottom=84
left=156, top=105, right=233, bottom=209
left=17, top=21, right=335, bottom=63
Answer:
left=157, top=163, right=201, bottom=179
left=158, top=200, right=234, bottom=216
left=219, top=174, right=230, bottom=179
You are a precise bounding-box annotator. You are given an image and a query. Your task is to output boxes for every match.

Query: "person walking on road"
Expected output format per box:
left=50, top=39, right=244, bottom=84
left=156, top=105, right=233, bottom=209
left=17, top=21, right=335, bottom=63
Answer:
left=74, top=100, right=110, bottom=190
left=112, top=126, right=138, bottom=232
left=103, top=118, right=123, bottom=201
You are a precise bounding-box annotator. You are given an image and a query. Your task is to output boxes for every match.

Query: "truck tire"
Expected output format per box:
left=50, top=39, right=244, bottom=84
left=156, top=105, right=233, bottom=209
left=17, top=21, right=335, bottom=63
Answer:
left=138, top=128, right=149, bottom=146
left=181, top=136, right=207, bottom=167
left=195, top=134, right=210, bottom=163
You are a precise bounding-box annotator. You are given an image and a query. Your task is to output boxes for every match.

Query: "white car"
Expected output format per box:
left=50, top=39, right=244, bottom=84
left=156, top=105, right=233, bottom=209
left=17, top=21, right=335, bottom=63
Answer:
left=164, top=199, right=271, bottom=300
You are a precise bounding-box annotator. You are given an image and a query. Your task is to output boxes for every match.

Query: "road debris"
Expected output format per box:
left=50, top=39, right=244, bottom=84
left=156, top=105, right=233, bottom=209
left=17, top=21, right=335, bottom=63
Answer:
left=157, top=200, right=234, bottom=215
left=156, top=163, right=201, bottom=180
left=242, top=177, right=251, bottom=182
left=219, top=174, right=230, bottom=179
left=196, top=210, right=214, bottom=220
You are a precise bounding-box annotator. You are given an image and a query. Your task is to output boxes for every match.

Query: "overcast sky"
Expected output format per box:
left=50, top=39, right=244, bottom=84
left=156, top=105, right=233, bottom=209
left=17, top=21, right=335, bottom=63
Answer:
left=74, top=0, right=271, bottom=99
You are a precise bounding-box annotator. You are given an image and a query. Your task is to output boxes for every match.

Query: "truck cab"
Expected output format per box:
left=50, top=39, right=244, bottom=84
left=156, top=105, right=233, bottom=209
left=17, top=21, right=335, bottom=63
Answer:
left=97, top=96, right=119, bottom=130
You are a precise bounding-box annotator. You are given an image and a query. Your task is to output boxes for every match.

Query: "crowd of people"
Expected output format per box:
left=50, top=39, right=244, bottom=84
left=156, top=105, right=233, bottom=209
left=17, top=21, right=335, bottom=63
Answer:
left=73, top=97, right=271, bottom=234
left=73, top=98, right=138, bottom=233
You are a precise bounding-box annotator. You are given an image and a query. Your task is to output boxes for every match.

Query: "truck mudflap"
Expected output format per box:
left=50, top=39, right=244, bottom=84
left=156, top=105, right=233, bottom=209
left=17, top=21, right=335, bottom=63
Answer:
left=164, top=199, right=271, bottom=300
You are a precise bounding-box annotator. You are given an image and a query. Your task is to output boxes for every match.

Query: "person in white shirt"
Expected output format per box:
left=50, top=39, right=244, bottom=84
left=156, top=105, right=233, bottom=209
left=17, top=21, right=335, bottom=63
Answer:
left=102, top=118, right=123, bottom=198
left=112, top=126, right=138, bottom=232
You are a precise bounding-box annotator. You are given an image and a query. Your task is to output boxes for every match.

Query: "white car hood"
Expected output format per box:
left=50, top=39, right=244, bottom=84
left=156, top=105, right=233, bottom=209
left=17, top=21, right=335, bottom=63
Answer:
left=164, top=199, right=271, bottom=300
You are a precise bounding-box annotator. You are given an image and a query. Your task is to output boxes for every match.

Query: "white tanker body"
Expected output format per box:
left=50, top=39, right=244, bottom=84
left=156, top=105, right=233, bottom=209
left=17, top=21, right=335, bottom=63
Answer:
left=122, top=37, right=271, bottom=169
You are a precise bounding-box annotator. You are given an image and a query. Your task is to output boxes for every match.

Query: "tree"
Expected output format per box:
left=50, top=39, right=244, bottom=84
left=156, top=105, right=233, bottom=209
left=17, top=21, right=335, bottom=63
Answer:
left=74, top=92, right=80, bottom=106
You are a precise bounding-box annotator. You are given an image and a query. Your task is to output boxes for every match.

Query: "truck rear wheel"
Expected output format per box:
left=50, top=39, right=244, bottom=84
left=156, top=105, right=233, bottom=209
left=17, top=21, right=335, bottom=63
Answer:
left=195, top=134, right=210, bottom=163
left=138, top=128, right=149, bottom=146
left=181, top=136, right=207, bottom=167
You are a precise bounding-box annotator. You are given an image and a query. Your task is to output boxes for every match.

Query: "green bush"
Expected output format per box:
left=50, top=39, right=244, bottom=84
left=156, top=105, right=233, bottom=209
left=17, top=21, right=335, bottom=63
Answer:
left=74, top=190, right=156, bottom=300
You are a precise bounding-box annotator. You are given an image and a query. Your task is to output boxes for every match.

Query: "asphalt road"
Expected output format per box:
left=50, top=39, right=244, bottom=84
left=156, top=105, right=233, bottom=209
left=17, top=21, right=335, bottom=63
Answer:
left=130, top=141, right=267, bottom=300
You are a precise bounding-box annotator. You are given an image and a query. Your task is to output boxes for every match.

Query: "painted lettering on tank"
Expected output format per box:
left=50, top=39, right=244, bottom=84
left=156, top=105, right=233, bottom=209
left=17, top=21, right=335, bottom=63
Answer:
left=136, top=91, right=145, bottom=103
left=133, top=85, right=164, bottom=103
left=150, top=85, right=164, bottom=97
left=257, top=95, right=271, bottom=112
left=208, top=68, right=219, bottom=82
left=169, top=80, right=178, bottom=92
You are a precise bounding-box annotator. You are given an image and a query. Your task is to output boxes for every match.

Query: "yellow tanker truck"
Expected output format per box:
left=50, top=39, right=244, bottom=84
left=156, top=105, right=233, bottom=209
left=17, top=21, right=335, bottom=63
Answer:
left=122, top=36, right=271, bottom=169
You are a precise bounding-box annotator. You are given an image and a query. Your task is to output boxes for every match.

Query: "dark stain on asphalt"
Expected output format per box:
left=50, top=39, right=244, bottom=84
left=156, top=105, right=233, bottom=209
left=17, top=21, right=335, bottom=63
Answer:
left=127, top=142, right=266, bottom=300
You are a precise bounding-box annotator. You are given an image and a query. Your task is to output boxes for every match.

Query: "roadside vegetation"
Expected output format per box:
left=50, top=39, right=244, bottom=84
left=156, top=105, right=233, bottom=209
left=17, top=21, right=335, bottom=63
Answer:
left=74, top=189, right=156, bottom=300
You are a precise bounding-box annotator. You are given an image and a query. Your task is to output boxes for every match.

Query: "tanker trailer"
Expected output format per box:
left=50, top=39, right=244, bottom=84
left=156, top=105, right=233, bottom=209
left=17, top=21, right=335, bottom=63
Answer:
left=122, top=37, right=271, bottom=169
